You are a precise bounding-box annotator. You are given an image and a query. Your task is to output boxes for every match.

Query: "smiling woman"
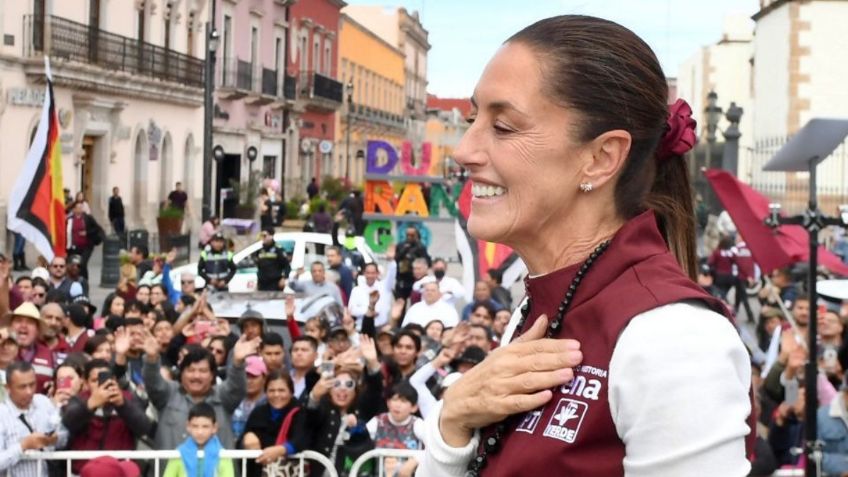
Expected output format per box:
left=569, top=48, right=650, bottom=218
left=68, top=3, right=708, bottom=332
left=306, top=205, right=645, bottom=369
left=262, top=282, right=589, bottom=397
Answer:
left=419, top=15, right=752, bottom=477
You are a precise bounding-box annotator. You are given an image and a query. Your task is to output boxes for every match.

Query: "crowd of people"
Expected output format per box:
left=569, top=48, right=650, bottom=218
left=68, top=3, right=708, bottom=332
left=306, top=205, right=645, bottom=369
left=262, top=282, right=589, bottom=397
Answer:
left=696, top=216, right=848, bottom=476
left=0, top=215, right=519, bottom=477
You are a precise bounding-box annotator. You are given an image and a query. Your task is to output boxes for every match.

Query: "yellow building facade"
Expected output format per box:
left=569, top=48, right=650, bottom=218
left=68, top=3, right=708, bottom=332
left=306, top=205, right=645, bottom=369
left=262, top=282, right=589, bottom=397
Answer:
left=334, top=14, right=406, bottom=186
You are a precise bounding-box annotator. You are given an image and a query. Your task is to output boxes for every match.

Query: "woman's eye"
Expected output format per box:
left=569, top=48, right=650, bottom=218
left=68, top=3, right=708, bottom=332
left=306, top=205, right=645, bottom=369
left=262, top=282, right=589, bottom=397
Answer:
left=465, top=116, right=476, bottom=125
left=493, top=123, right=513, bottom=134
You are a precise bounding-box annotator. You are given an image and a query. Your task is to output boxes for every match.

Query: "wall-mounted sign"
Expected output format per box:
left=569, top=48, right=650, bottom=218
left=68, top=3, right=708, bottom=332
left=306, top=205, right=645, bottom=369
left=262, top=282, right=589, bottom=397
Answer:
left=300, top=138, right=314, bottom=154
left=264, top=111, right=282, bottom=129
left=58, top=109, right=72, bottom=129
left=7, top=88, right=45, bottom=107
left=319, top=140, right=333, bottom=154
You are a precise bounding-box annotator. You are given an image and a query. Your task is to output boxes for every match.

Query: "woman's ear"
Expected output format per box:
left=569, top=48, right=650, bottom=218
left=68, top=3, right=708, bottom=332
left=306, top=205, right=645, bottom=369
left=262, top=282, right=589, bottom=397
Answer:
left=582, top=130, right=632, bottom=189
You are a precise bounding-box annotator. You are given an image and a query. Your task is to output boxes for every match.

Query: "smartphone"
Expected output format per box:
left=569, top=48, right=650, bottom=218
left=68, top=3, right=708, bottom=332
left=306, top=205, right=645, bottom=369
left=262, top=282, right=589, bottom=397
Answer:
left=195, top=320, right=212, bottom=338
left=97, top=370, right=114, bottom=386
left=320, top=362, right=335, bottom=378
left=57, top=376, right=73, bottom=391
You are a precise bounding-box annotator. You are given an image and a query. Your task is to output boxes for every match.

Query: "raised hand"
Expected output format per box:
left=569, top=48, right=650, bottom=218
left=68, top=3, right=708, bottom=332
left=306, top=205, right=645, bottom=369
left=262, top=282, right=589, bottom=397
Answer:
left=114, top=327, right=131, bottom=357
left=359, top=334, right=379, bottom=369
left=233, top=335, right=262, bottom=365
left=142, top=328, right=161, bottom=362
left=166, top=248, right=177, bottom=265
left=439, top=315, right=581, bottom=447
left=284, top=295, right=296, bottom=317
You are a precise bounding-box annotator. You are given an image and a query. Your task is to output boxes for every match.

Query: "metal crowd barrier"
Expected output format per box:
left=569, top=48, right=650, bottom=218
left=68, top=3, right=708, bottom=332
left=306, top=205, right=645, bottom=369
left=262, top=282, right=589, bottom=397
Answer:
left=349, top=448, right=424, bottom=477
left=771, top=471, right=804, bottom=476
left=22, top=449, right=337, bottom=477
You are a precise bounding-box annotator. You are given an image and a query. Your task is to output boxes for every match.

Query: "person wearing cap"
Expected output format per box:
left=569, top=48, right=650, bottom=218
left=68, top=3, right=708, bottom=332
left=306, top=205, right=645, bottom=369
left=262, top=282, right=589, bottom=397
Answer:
left=3, top=302, right=57, bottom=394
left=198, top=233, right=236, bottom=291
left=252, top=228, right=291, bottom=291
left=232, top=355, right=267, bottom=440
left=0, top=361, right=68, bottom=476
left=66, top=254, right=90, bottom=297
left=239, top=308, right=266, bottom=341
left=80, top=456, right=140, bottom=477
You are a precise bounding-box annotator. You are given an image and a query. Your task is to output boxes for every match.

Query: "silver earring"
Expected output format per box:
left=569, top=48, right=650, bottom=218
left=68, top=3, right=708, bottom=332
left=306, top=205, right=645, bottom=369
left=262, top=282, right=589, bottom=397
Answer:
left=579, top=182, right=593, bottom=193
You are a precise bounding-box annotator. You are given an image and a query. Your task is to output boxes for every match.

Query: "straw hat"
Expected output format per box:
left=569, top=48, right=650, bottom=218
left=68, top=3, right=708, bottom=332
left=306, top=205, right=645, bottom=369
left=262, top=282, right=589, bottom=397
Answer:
left=1, top=302, right=46, bottom=333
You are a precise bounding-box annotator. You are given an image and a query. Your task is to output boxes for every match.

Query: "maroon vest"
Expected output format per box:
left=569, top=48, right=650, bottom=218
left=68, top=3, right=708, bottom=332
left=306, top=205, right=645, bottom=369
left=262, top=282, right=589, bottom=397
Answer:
left=482, top=211, right=745, bottom=476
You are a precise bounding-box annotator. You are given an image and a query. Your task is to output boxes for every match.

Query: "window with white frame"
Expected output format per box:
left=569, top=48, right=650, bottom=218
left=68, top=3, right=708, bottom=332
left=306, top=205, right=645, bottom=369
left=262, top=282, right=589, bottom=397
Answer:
left=312, top=34, right=321, bottom=73
left=323, top=39, right=332, bottom=76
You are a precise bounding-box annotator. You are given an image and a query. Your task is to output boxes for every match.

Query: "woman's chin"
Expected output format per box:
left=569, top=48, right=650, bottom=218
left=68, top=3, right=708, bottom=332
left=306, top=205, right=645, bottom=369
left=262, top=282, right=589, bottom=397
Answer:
left=467, top=215, right=508, bottom=244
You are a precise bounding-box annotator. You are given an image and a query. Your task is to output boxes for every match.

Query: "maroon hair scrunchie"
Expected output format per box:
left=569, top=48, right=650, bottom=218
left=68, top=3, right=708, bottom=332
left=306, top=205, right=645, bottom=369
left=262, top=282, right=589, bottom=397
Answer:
left=656, top=99, right=697, bottom=161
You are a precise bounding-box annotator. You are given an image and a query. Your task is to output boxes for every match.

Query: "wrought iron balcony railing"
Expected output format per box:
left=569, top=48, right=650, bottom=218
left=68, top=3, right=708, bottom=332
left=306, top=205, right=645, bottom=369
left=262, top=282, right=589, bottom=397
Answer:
left=299, top=70, right=343, bottom=104
left=24, top=14, right=204, bottom=88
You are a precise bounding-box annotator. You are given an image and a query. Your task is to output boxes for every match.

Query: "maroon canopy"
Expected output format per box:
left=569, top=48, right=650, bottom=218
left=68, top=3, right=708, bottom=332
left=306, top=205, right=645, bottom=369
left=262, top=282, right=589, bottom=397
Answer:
left=704, top=168, right=848, bottom=277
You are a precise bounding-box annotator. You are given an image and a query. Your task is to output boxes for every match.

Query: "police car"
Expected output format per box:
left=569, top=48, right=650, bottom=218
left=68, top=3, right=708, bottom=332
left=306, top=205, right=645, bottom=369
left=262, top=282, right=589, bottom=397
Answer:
left=170, top=232, right=378, bottom=293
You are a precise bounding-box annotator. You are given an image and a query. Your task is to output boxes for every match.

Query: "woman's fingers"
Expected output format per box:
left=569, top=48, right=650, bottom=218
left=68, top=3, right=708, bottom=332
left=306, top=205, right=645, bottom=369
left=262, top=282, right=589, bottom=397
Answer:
left=501, top=348, right=583, bottom=376
left=512, top=314, right=549, bottom=343
left=500, top=368, right=574, bottom=395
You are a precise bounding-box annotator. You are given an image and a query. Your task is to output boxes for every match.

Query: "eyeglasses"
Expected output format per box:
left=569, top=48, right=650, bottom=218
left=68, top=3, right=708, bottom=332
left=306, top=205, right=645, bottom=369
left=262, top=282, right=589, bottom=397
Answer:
left=51, top=264, right=65, bottom=268
left=32, top=293, right=45, bottom=298
left=333, top=379, right=355, bottom=390
left=181, top=281, right=194, bottom=285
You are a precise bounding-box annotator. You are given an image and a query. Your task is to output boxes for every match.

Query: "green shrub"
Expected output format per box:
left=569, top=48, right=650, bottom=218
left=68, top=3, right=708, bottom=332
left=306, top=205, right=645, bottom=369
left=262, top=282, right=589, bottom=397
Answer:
left=158, top=206, right=184, bottom=219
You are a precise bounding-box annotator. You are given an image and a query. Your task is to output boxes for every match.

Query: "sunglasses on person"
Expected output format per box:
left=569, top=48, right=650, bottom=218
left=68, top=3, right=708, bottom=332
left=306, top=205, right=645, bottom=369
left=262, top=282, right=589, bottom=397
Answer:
left=32, top=292, right=45, bottom=298
left=181, top=280, right=194, bottom=285
left=333, top=379, right=355, bottom=390
left=51, top=264, right=65, bottom=268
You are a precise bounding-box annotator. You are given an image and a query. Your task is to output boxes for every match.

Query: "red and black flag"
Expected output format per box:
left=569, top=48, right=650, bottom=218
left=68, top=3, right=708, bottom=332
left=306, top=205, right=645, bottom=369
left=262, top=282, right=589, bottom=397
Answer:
left=7, top=59, right=66, bottom=260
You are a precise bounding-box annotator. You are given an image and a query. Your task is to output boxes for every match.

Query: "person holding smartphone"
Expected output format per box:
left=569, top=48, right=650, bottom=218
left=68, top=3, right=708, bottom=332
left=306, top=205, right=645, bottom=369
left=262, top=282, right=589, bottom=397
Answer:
left=62, top=359, right=154, bottom=474
left=0, top=361, right=67, bottom=476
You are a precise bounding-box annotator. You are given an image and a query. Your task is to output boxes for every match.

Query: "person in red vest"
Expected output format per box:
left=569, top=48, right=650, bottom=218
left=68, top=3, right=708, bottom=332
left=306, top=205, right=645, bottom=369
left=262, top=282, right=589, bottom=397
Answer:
left=708, top=235, right=737, bottom=300
left=2, top=302, right=57, bottom=394
left=419, top=15, right=751, bottom=477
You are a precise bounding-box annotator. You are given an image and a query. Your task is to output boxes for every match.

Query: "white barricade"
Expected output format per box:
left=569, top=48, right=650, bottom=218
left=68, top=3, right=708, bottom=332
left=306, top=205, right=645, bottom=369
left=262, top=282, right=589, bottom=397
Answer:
left=771, top=470, right=804, bottom=476
left=21, top=449, right=337, bottom=477
left=349, top=448, right=424, bottom=477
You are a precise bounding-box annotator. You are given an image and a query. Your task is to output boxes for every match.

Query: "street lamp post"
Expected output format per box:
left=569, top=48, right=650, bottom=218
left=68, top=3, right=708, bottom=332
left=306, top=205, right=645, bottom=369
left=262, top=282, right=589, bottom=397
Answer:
left=703, top=90, right=723, bottom=213
left=344, top=79, right=353, bottom=184
left=202, top=0, right=219, bottom=222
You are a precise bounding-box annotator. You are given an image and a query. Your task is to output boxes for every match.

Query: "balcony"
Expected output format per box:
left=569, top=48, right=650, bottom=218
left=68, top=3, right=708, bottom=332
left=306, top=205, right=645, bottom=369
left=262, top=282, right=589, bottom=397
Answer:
left=23, top=14, right=204, bottom=105
left=218, top=58, right=252, bottom=99
left=298, top=70, right=343, bottom=113
left=348, top=103, right=405, bottom=132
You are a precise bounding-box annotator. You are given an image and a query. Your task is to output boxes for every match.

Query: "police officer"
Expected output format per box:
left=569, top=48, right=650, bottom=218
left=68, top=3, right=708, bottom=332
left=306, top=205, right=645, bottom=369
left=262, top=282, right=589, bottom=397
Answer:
left=198, top=232, right=236, bottom=291
left=252, top=227, right=290, bottom=291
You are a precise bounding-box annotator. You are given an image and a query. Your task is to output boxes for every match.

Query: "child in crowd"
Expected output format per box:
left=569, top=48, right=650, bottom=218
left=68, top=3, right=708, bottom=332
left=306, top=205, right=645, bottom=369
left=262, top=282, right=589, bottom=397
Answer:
left=366, top=381, right=425, bottom=477
left=164, top=402, right=234, bottom=477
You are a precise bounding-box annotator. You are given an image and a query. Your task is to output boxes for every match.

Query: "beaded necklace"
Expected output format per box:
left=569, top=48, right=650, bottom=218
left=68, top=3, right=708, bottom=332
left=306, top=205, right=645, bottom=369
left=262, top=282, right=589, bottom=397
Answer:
left=465, top=240, right=611, bottom=476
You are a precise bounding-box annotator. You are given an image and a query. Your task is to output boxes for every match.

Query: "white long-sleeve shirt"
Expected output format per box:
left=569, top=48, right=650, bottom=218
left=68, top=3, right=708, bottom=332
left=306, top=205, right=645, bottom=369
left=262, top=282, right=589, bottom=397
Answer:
left=412, top=275, right=467, bottom=306
left=0, top=394, right=68, bottom=477
left=403, top=300, right=460, bottom=329
left=417, top=302, right=752, bottom=476
left=348, top=279, right=394, bottom=327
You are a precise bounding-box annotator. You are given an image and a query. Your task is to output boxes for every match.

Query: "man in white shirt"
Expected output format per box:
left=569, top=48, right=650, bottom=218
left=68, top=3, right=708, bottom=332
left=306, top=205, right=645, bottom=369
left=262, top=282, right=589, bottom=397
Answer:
left=412, top=258, right=466, bottom=306
left=0, top=361, right=68, bottom=477
left=403, top=282, right=460, bottom=328
left=349, top=262, right=395, bottom=327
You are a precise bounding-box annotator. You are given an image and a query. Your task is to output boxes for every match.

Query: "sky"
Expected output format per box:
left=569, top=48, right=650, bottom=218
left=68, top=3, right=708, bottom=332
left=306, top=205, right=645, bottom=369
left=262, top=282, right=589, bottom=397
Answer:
left=345, top=0, right=760, bottom=98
